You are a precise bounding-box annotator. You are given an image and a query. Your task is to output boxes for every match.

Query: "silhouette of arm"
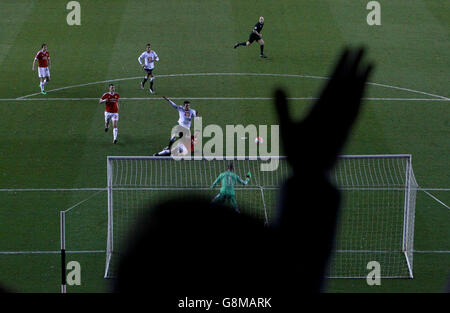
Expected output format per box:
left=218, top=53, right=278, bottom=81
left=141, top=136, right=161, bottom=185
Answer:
left=273, top=48, right=373, bottom=291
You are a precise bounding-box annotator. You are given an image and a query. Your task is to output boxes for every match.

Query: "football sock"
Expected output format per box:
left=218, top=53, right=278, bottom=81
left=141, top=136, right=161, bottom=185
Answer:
left=239, top=42, right=246, bottom=46
left=40, top=82, right=44, bottom=91
left=150, top=77, right=154, bottom=89
left=158, top=148, right=171, bottom=156
left=142, top=77, right=148, bottom=85
left=168, top=136, right=176, bottom=149
left=260, top=45, right=264, bottom=55
left=113, top=128, right=118, bottom=140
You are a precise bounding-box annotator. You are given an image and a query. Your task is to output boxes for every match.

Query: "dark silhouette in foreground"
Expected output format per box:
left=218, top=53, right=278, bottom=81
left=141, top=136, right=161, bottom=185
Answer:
left=113, top=48, right=373, bottom=300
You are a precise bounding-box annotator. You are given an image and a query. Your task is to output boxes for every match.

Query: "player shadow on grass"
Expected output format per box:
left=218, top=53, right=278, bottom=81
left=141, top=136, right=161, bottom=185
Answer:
left=112, top=48, right=373, bottom=302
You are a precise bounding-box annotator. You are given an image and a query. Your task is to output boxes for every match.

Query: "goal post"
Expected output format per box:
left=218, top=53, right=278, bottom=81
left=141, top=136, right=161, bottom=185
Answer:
left=328, top=154, right=418, bottom=278
left=104, top=155, right=417, bottom=279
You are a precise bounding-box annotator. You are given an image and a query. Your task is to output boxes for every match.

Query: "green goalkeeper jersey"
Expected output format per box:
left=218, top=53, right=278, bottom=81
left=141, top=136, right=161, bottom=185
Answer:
left=211, top=171, right=249, bottom=195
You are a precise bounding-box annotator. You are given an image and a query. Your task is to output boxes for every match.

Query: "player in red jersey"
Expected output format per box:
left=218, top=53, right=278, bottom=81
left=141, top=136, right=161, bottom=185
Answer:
left=99, top=84, right=120, bottom=144
left=32, top=44, right=51, bottom=94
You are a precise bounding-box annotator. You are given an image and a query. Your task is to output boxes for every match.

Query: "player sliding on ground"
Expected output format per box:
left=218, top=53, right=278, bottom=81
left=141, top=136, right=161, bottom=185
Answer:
left=210, top=163, right=252, bottom=213
left=162, top=96, right=199, bottom=149
left=153, top=130, right=200, bottom=157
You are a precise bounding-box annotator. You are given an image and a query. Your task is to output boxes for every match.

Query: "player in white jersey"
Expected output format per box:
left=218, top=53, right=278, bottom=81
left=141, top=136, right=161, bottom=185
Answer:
left=162, top=96, right=199, bottom=147
left=162, top=96, right=198, bottom=129
left=138, top=43, right=159, bottom=93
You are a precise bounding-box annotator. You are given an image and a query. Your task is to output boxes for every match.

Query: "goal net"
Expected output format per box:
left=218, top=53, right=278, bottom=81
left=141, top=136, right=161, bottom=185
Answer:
left=104, top=155, right=417, bottom=279
left=328, top=155, right=417, bottom=278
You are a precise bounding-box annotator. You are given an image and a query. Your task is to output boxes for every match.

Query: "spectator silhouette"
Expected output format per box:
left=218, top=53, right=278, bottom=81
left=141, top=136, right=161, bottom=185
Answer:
left=113, top=48, right=373, bottom=303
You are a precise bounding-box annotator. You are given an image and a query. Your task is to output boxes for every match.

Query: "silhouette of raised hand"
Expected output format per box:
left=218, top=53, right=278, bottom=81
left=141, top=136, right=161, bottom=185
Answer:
left=275, top=48, right=373, bottom=174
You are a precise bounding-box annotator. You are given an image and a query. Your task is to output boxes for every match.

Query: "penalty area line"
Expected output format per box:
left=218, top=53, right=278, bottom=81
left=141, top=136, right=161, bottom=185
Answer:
left=1, top=97, right=449, bottom=102
left=0, top=187, right=448, bottom=192
left=413, top=250, right=450, bottom=254
left=0, top=249, right=447, bottom=255
left=14, top=73, right=450, bottom=100
left=0, top=188, right=106, bottom=192
left=0, top=250, right=105, bottom=255
left=0, top=187, right=447, bottom=192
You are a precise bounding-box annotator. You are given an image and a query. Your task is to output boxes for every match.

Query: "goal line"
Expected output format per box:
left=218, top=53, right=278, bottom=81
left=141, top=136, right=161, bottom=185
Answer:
left=1, top=97, right=448, bottom=102
left=0, top=250, right=105, bottom=255
left=1, top=249, right=447, bottom=255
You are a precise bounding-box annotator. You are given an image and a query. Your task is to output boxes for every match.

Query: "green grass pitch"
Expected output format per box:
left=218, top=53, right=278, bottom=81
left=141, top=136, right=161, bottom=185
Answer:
left=0, top=0, right=448, bottom=292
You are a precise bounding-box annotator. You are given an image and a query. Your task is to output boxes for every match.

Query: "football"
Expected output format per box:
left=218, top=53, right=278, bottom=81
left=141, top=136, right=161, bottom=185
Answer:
left=255, top=136, right=263, bottom=144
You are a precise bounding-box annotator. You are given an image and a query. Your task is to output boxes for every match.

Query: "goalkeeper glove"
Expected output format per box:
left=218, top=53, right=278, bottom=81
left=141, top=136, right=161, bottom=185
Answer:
left=246, top=172, right=252, bottom=179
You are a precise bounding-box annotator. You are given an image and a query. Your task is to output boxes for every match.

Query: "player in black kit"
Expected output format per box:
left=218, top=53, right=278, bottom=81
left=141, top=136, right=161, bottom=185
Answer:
left=234, top=16, right=267, bottom=58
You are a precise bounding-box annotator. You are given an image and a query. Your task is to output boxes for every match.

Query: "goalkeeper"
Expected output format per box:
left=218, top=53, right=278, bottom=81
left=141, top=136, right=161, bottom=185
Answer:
left=210, top=162, right=251, bottom=213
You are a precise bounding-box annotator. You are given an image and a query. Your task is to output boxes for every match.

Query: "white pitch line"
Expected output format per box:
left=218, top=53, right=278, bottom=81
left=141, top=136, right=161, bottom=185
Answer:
left=367, top=82, right=449, bottom=100
left=1, top=97, right=449, bottom=102
left=413, top=250, right=450, bottom=254
left=0, top=188, right=106, bottom=192
left=15, top=72, right=450, bottom=100
left=0, top=249, right=447, bottom=255
left=0, top=250, right=105, bottom=255
left=423, top=190, right=450, bottom=210
left=0, top=187, right=448, bottom=192
left=5, top=97, right=312, bottom=101
left=16, top=75, right=142, bottom=99
left=63, top=189, right=105, bottom=213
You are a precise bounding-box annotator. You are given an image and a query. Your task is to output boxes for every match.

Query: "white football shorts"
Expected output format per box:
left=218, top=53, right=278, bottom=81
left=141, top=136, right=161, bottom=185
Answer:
left=172, top=143, right=188, bottom=156
left=38, top=67, right=50, bottom=78
left=105, top=112, right=119, bottom=123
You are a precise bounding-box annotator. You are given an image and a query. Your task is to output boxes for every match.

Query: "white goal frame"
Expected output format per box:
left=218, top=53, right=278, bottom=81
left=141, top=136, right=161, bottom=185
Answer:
left=104, top=155, right=417, bottom=279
